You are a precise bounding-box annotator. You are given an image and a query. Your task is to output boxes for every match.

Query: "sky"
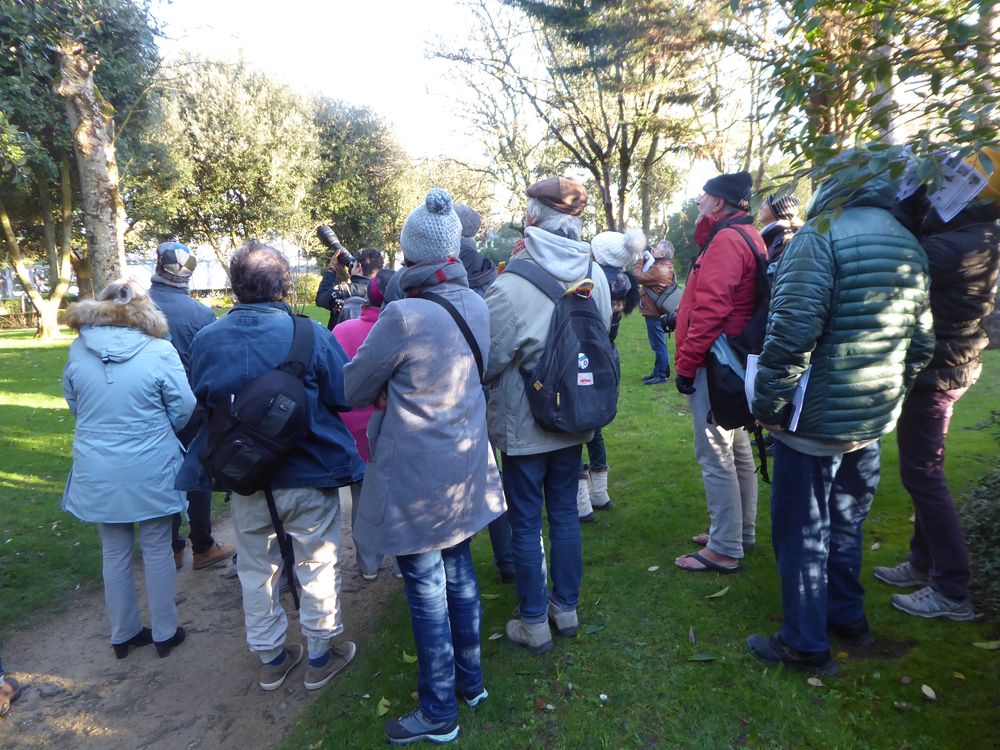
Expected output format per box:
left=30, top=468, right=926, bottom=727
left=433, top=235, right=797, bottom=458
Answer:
left=154, top=0, right=484, bottom=160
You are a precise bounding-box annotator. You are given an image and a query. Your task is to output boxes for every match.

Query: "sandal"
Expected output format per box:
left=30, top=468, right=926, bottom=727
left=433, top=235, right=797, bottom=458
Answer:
left=675, top=551, right=740, bottom=574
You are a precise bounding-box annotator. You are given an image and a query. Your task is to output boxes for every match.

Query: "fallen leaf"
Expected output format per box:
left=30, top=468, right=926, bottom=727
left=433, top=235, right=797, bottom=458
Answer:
left=488, top=632, right=503, bottom=640
left=483, top=722, right=494, bottom=730
left=900, top=676, right=912, bottom=685
left=599, top=693, right=609, bottom=701
left=372, top=670, right=382, bottom=679
left=376, top=697, right=391, bottom=717
left=688, top=626, right=696, bottom=646
left=361, top=693, right=370, bottom=699
left=402, top=651, right=417, bottom=664
left=705, top=586, right=730, bottom=599
left=893, top=701, right=912, bottom=712
left=544, top=703, right=555, bottom=712
left=921, top=684, right=937, bottom=701
left=688, top=653, right=717, bottom=662
left=481, top=593, right=500, bottom=600
left=972, top=640, right=1000, bottom=650
left=411, top=691, right=418, bottom=700
left=533, top=698, right=546, bottom=711
left=807, top=677, right=824, bottom=687
left=953, top=672, right=966, bottom=680
left=870, top=541, right=881, bottom=551
left=594, top=597, right=602, bottom=606
left=584, top=623, right=606, bottom=635
left=647, top=565, right=660, bottom=572
left=836, top=651, right=849, bottom=660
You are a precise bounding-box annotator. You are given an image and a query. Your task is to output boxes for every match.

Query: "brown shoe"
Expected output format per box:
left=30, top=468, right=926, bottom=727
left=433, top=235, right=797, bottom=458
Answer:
left=304, top=641, right=357, bottom=691
left=192, top=542, right=235, bottom=570
left=0, top=675, right=22, bottom=717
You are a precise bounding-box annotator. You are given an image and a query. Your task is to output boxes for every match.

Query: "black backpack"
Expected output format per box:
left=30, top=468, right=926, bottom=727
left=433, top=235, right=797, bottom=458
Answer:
left=504, top=259, right=620, bottom=434
left=202, top=315, right=314, bottom=495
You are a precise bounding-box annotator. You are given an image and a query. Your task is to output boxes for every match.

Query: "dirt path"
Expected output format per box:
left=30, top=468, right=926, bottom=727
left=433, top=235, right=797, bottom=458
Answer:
left=0, top=493, right=398, bottom=750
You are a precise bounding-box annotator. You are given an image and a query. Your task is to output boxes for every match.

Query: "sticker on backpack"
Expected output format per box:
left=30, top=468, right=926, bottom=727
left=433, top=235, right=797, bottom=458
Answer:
left=578, top=353, right=590, bottom=370
left=577, top=373, right=594, bottom=386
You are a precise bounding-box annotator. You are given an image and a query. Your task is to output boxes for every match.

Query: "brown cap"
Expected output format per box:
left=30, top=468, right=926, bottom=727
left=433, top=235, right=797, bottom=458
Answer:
left=526, top=176, right=588, bottom=216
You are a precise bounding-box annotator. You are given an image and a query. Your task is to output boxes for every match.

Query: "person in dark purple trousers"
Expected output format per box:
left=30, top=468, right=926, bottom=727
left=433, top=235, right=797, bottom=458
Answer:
left=878, top=150, right=1000, bottom=621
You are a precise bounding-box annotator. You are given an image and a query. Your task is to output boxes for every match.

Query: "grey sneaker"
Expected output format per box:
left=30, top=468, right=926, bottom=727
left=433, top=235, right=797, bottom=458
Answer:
left=384, top=708, right=459, bottom=745
left=304, top=641, right=357, bottom=691
left=505, top=618, right=554, bottom=655
left=891, top=586, right=976, bottom=621
left=259, top=643, right=303, bottom=691
left=872, top=561, right=930, bottom=588
left=547, top=598, right=578, bottom=637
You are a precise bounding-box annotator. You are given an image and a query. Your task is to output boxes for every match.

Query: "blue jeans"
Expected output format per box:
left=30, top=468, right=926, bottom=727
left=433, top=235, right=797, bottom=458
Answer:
left=644, top=316, right=670, bottom=378
left=582, top=428, right=607, bottom=471
left=396, top=539, right=483, bottom=724
left=771, top=440, right=881, bottom=654
left=502, top=445, right=583, bottom=622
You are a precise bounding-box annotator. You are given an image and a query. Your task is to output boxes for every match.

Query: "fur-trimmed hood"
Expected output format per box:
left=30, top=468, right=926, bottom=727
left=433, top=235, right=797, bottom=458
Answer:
left=66, top=296, right=169, bottom=339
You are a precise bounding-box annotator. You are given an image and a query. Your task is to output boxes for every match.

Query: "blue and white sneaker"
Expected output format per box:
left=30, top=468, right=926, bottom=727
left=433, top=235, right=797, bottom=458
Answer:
left=461, top=688, right=489, bottom=708
left=384, top=708, right=459, bottom=745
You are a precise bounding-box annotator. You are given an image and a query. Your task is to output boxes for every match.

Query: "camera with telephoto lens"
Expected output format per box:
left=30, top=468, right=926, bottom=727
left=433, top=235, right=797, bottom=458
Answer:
left=316, top=225, right=356, bottom=267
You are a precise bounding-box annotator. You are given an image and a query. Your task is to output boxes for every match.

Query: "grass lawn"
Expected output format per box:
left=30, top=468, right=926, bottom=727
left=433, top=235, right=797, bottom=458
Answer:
left=2, top=308, right=998, bottom=749
left=283, top=313, right=1000, bottom=750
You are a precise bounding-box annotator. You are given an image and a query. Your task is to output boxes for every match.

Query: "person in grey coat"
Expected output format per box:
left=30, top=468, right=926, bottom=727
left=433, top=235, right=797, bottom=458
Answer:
left=345, top=188, right=504, bottom=746
left=63, top=280, right=195, bottom=659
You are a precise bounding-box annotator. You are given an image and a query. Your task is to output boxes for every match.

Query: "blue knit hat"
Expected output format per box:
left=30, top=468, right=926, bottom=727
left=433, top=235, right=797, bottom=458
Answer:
left=400, top=188, right=462, bottom=263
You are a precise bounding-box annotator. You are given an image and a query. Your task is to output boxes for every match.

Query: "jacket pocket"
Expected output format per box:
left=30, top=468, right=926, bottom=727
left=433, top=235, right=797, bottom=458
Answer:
left=359, top=437, right=393, bottom=525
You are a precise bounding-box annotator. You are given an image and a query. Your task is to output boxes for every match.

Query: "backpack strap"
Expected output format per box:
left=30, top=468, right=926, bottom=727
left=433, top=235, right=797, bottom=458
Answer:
left=421, top=292, right=484, bottom=384
left=263, top=486, right=300, bottom=610
left=730, top=227, right=771, bottom=299
left=504, top=258, right=574, bottom=303
left=279, top=315, right=315, bottom=379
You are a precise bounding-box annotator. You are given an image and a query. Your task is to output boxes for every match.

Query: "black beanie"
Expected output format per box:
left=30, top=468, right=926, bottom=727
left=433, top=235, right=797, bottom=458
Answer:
left=703, top=172, right=753, bottom=210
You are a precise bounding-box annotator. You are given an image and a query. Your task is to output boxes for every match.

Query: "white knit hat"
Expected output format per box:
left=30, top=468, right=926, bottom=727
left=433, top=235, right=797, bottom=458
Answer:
left=591, top=227, right=646, bottom=269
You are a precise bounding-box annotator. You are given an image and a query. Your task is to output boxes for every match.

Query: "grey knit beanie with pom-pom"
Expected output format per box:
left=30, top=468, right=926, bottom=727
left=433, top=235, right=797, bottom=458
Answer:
left=400, top=188, right=463, bottom=263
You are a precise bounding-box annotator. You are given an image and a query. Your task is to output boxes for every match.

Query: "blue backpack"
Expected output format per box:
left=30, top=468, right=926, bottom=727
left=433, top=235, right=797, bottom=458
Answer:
left=504, top=259, right=619, bottom=434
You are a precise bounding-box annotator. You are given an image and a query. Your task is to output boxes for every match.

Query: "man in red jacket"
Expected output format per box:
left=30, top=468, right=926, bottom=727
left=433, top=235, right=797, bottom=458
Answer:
left=673, top=172, right=767, bottom=574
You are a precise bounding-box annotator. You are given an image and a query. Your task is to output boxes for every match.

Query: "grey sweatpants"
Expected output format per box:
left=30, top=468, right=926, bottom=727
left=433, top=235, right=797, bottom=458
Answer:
left=686, top=367, right=758, bottom=559
left=98, top=516, right=178, bottom=644
left=231, top=486, right=344, bottom=662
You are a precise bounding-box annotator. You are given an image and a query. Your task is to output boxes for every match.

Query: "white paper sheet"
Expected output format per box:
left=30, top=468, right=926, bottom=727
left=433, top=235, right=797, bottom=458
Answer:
left=745, top=354, right=811, bottom=432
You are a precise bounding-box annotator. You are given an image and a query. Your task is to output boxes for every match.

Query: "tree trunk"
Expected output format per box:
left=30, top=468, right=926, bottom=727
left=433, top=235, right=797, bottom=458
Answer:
left=639, top=133, right=660, bottom=235
left=0, top=198, right=63, bottom=339
left=70, top=252, right=95, bottom=300
left=56, top=38, right=127, bottom=296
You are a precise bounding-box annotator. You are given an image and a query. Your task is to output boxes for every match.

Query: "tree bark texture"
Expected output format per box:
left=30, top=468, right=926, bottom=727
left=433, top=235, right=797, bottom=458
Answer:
left=0, top=199, right=62, bottom=339
left=56, top=39, right=127, bottom=296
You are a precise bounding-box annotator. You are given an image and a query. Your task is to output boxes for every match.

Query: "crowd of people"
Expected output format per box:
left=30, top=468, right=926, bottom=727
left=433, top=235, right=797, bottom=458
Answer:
left=1, top=149, right=997, bottom=745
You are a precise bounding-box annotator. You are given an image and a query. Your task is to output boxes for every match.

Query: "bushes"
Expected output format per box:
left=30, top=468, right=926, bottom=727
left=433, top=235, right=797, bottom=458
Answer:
left=960, top=408, right=1000, bottom=618
left=290, top=272, right=321, bottom=312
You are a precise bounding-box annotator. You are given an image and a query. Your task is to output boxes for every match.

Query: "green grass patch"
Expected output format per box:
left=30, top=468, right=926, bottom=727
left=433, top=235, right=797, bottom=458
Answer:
left=283, top=314, right=1000, bottom=750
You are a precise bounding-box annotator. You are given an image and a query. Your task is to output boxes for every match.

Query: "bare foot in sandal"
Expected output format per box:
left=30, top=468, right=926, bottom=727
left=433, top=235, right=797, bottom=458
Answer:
left=674, top=547, right=740, bottom=573
left=691, top=532, right=710, bottom=545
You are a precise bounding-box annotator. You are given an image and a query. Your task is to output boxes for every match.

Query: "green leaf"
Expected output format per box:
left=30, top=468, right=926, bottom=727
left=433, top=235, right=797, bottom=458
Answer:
left=480, top=593, right=500, bottom=600
left=705, top=586, right=730, bottom=599
left=688, top=653, right=717, bottom=662
left=376, top=697, right=391, bottom=717
left=584, top=623, right=606, bottom=635
left=402, top=651, right=417, bottom=664
left=972, top=641, right=1000, bottom=650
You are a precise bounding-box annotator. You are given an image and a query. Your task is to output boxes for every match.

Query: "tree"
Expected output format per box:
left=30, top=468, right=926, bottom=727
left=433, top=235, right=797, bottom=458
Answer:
left=158, top=57, right=320, bottom=269
left=0, top=0, right=160, bottom=336
left=310, top=99, right=409, bottom=264
left=441, top=0, right=708, bottom=231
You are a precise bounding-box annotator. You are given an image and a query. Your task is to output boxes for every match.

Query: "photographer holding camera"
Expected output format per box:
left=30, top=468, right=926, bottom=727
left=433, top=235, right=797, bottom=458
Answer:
left=315, top=226, right=385, bottom=329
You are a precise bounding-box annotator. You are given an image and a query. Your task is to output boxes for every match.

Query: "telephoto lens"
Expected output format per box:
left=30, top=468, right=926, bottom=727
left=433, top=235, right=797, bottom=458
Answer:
left=316, top=225, right=341, bottom=250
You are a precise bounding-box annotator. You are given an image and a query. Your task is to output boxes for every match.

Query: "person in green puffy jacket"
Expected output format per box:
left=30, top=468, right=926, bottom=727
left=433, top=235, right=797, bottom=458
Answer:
left=747, top=157, right=934, bottom=675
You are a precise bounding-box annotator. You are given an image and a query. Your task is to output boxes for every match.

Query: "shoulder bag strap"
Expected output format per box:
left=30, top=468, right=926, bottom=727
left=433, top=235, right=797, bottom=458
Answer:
left=421, top=292, right=485, bottom=384
left=279, top=315, right=316, bottom=379
left=264, top=486, right=300, bottom=610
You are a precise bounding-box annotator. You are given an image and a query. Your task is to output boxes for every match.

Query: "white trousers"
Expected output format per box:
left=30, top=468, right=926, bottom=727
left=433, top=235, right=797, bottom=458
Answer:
left=231, top=486, right=343, bottom=662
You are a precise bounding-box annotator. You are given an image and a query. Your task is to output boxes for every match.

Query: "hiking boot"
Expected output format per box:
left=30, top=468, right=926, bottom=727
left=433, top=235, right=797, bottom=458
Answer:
left=505, top=618, right=554, bottom=655
left=829, top=619, right=875, bottom=647
left=460, top=687, right=488, bottom=708
left=304, top=641, right=357, bottom=691
left=589, top=466, right=613, bottom=510
left=891, top=586, right=976, bottom=622
left=576, top=468, right=594, bottom=520
left=747, top=634, right=839, bottom=675
left=547, top=598, right=578, bottom=638
left=385, top=708, right=459, bottom=745
left=872, top=561, right=929, bottom=588
left=259, top=643, right=303, bottom=691
left=0, top=674, right=22, bottom=718
left=192, top=542, right=235, bottom=570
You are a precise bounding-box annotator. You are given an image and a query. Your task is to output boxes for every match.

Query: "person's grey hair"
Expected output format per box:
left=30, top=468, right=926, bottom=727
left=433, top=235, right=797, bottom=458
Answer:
left=229, top=239, right=291, bottom=303
left=655, top=240, right=675, bottom=260
left=525, top=198, right=582, bottom=241
left=98, top=278, right=147, bottom=305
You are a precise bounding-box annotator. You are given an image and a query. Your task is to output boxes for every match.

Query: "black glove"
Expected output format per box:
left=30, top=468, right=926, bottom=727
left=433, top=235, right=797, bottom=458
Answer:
left=675, top=373, right=695, bottom=395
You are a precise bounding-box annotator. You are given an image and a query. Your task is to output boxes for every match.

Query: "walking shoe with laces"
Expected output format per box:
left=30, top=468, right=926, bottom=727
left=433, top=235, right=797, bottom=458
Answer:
left=384, top=708, right=459, bottom=745
left=259, top=643, right=303, bottom=691
left=547, top=598, right=578, bottom=637
left=304, top=641, right=357, bottom=690
left=460, top=687, right=488, bottom=708
left=872, top=561, right=930, bottom=588
left=891, top=586, right=976, bottom=621
left=192, top=541, right=235, bottom=570
left=747, top=634, right=839, bottom=675
left=505, top=618, right=554, bottom=654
